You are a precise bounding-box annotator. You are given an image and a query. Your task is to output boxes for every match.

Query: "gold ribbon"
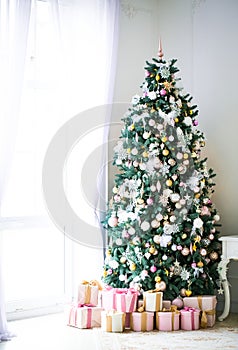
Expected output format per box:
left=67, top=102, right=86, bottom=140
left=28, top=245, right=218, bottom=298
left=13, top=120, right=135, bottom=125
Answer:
left=106, top=314, right=112, bottom=332
left=200, top=309, right=216, bottom=328
left=81, top=279, right=102, bottom=290
left=197, top=295, right=216, bottom=328
left=156, top=306, right=180, bottom=330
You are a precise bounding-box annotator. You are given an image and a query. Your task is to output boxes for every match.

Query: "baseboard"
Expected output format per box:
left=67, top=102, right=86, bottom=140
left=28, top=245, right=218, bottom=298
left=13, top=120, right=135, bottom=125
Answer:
left=7, top=303, right=64, bottom=321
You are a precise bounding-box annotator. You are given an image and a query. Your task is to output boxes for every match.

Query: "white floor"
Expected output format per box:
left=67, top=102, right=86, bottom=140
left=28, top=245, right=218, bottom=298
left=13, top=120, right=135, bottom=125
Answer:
left=0, top=313, right=98, bottom=350
left=0, top=312, right=237, bottom=350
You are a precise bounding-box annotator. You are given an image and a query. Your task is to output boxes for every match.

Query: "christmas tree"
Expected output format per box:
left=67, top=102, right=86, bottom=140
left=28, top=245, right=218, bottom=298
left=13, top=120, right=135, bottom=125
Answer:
left=102, top=43, right=221, bottom=300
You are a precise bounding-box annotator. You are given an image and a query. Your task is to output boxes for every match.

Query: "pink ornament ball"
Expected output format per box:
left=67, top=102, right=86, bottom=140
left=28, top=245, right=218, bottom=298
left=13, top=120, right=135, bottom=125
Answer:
left=191, top=262, right=197, bottom=268
left=193, top=120, right=198, bottom=126
left=108, top=216, right=118, bottom=227
left=147, top=197, right=154, bottom=205
left=177, top=245, right=183, bottom=251
left=160, top=88, right=167, bottom=96
left=172, top=297, right=184, bottom=309
left=150, top=265, right=157, bottom=273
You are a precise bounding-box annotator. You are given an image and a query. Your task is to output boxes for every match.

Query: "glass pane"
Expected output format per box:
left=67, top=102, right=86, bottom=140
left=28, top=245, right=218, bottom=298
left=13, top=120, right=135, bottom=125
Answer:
left=2, top=225, right=65, bottom=301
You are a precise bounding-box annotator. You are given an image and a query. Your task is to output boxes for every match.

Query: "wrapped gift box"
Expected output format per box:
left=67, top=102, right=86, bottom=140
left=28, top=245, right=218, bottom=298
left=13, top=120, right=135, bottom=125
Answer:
left=162, top=300, right=171, bottom=309
left=101, top=287, right=119, bottom=310
left=67, top=304, right=102, bottom=329
left=180, top=307, right=200, bottom=330
left=115, top=288, right=138, bottom=313
left=101, top=310, right=125, bottom=332
left=78, top=281, right=99, bottom=306
left=183, top=295, right=217, bottom=327
left=143, top=290, right=163, bottom=312
left=156, top=307, right=180, bottom=331
left=130, top=311, right=154, bottom=332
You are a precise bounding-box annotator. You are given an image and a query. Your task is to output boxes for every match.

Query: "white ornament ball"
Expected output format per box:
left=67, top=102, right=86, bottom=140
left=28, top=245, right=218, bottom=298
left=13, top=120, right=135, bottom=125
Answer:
left=151, top=220, right=160, bottom=228
left=168, top=135, right=174, bottom=142
left=149, top=119, right=155, bottom=126
left=128, top=227, right=135, bottom=235
left=170, top=193, right=180, bottom=203
left=214, top=214, right=220, bottom=222
left=133, top=160, right=139, bottom=167
left=171, top=244, right=177, bottom=251
left=141, top=221, right=150, bottom=231
left=116, top=158, right=122, bottom=165
left=108, top=216, right=118, bottom=227
left=131, top=148, right=138, bottom=155
left=156, top=213, right=163, bottom=221
left=150, top=185, right=156, bottom=192
left=115, top=238, right=123, bottom=245
left=153, top=235, right=161, bottom=244
left=170, top=215, right=176, bottom=223
left=143, top=131, right=151, bottom=139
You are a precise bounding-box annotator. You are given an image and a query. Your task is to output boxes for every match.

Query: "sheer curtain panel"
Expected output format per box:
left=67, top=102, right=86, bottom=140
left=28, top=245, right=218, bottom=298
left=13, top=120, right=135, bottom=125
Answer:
left=0, top=0, right=32, bottom=339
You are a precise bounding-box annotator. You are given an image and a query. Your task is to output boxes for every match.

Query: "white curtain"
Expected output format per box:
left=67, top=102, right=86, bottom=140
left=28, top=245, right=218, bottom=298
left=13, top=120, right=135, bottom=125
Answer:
left=46, top=0, right=119, bottom=283
left=0, top=0, right=119, bottom=325
left=0, top=0, right=32, bottom=340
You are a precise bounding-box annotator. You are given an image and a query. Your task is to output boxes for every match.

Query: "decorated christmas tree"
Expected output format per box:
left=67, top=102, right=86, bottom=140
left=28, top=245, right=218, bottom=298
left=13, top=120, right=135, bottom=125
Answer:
left=102, top=43, right=221, bottom=300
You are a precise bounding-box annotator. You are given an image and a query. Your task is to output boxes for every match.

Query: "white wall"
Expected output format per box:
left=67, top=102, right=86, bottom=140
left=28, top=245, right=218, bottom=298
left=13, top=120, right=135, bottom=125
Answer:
left=110, top=0, right=238, bottom=312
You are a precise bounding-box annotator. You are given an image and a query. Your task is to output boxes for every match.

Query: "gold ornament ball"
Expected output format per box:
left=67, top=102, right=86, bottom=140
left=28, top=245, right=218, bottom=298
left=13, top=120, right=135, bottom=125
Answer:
left=197, top=261, right=204, bottom=268
left=182, top=233, right=187, bottom=239
left=149, top=246, right=155, bottom=254
left=156, top=74, right=160, bottom=81
left=161, top=136, right=167, bottom=143
left=129, top=263, right=137, bottom=271
left=166, top=179, right=173, bottom=187
left=162, top=149, right=169, bottom=156
left=155, top=276, right=161, bottom=283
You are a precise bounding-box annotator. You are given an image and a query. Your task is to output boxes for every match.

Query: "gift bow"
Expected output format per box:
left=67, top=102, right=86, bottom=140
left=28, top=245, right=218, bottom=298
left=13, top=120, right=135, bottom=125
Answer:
left=81, top=280, right=102, bottom=290
left=200, top=309, right=216, bottom=328
left=162, top=305, right=180, bottom=314
left=77, top=303, right=95, bottom=308
left=197, top=295, right=216, bottom=328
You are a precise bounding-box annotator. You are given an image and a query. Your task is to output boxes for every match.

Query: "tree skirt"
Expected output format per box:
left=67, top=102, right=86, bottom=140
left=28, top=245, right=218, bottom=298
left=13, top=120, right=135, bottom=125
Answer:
left=93, top=324, right=238, bottom=350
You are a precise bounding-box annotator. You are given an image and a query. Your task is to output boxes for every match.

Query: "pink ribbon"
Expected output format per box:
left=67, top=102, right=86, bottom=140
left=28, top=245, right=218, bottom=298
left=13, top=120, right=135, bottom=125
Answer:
left=86, top=308, right=92, bottom=328
left=115, top=288, right=138, bottom=312
left=184, top=306, right=198, bottom=330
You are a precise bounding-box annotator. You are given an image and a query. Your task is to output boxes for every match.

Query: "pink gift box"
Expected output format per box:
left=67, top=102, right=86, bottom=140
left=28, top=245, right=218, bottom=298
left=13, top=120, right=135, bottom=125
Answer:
left=67, top=304, right=102, bottom=329
left=183, top=295, right=217, bottom=327
left=78, top=283, right=99, bottom=306
left=131, top=311, right=154, bottom=332
left=180, top=307, right=200, bottom=330
left=115, top=288, right=138, bottom=313
left=101, top=288, right=117, bottom=310
left=156, top=310, right=180, bottom=331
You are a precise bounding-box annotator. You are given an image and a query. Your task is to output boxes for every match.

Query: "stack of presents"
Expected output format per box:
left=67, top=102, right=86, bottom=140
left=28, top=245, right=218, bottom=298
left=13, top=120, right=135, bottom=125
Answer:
left=67, top=281, right=216, bottom=332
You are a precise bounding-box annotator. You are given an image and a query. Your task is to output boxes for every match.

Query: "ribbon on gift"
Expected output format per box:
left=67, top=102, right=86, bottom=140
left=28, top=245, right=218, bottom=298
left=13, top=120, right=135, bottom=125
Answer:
left=68, top=303, right=95, bottom=328
left=105, top=311, right=125, bottom=332
left=197, top=295, right=216, bottom=328
left=131, top=312, right=147, bottom=331
left=116, top=288, right=138, bottom=312
left=157, top=305, right=180, bottom=330
left=183, top=306, right=199, bottom=330
left=81, top=279, right=103, bottom=290
left=200, top=309, right=216, bottom=328
left=143, top=289, right=162, bottom=312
